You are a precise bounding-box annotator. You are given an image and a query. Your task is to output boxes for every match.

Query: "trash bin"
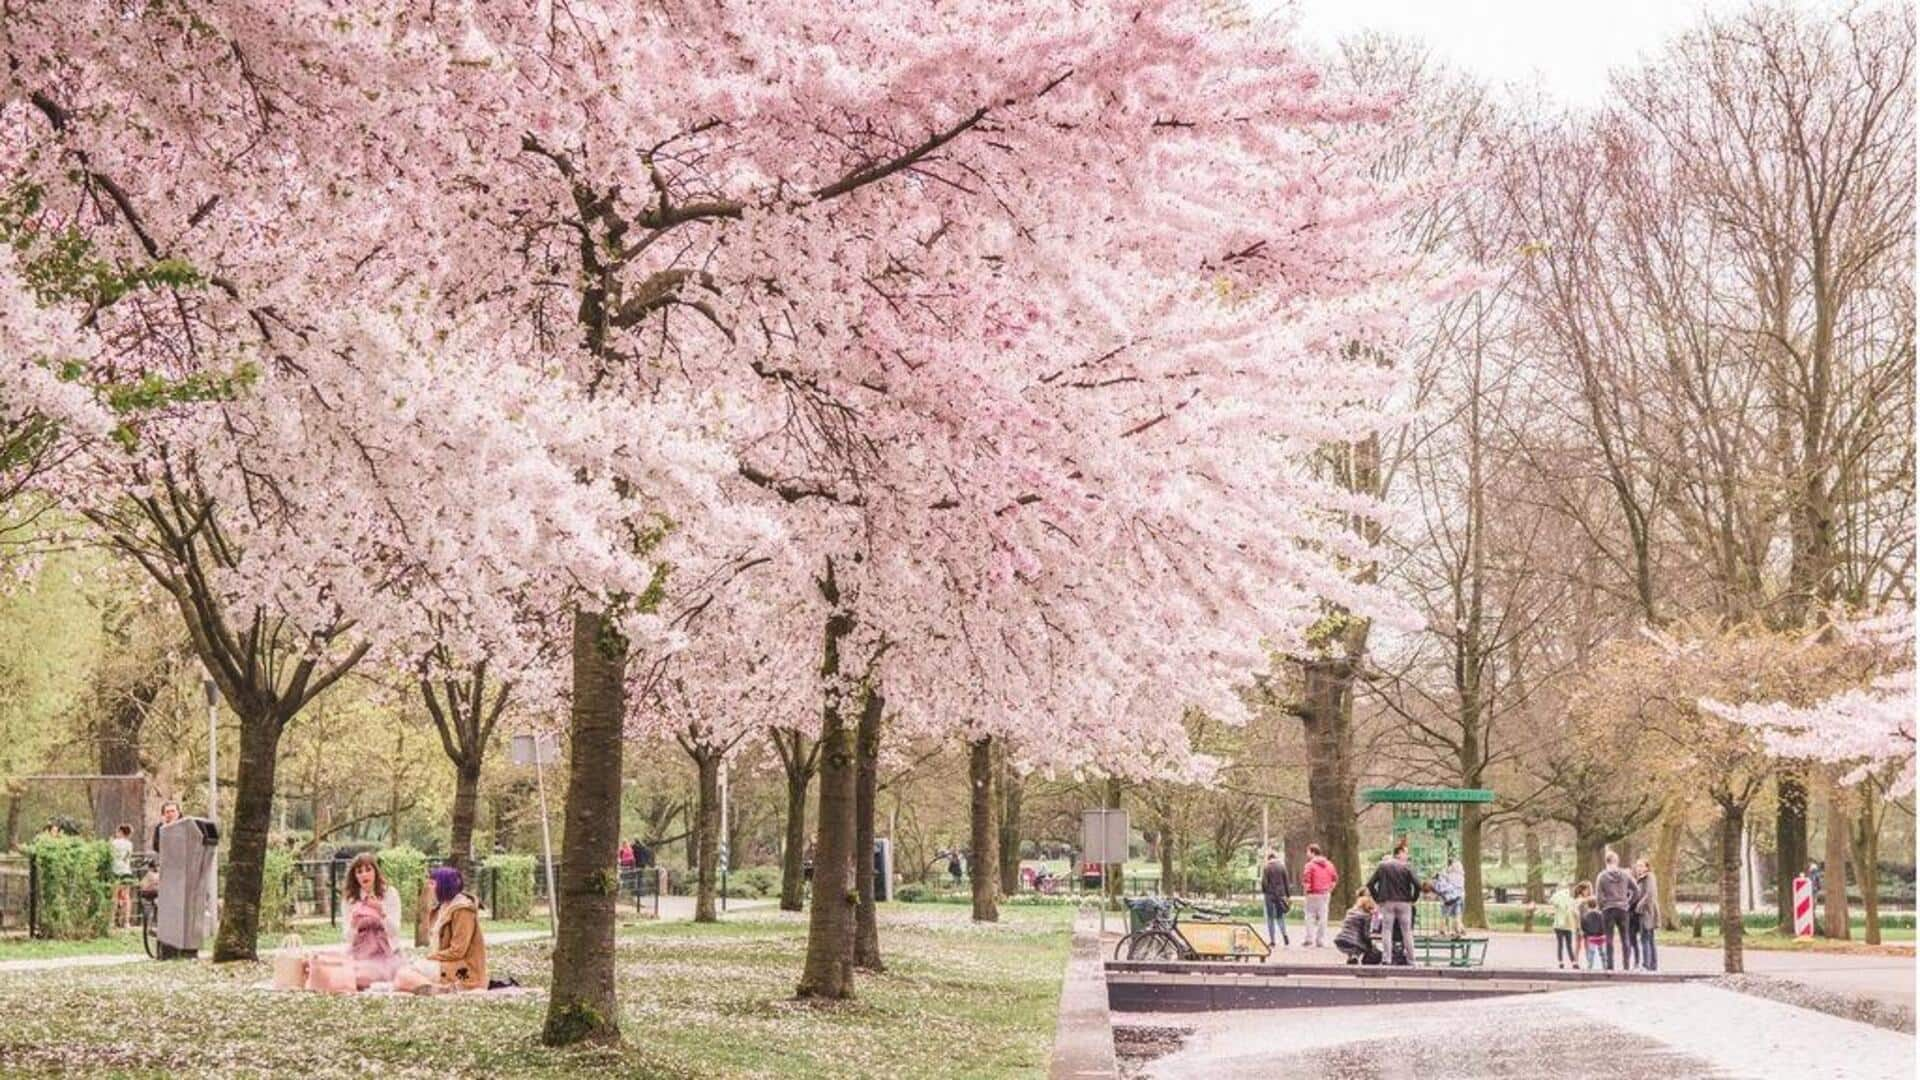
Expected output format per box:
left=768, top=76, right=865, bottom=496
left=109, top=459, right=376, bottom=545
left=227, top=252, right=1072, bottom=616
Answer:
left=1494, top=886, right=1509, bottom=904
left=157, top=817, right=219, bottom=959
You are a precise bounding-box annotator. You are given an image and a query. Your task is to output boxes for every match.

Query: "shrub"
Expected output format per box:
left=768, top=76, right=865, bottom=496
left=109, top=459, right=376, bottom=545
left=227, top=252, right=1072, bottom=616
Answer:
left=487, top=854, right=537, bottom=920
left=28, top=837, right=113, bottom=940
left=895, top=883, right=932, bottom=903
left=378, top=846, right=429, bottom=920
left=727, top=866, right=779, bottom=899
left=258, top=847, right=295, bottom=933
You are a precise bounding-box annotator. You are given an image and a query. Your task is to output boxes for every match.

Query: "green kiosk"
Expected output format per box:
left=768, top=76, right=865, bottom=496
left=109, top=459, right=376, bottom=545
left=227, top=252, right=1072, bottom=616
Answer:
left=1362, top=786, right=1494, bottom=967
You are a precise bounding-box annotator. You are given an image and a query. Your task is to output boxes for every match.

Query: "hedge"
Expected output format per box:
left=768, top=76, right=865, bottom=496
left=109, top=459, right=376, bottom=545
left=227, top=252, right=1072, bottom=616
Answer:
left=28, top=837, right=113, bottom=940
left=378, top=846, right=429, bottom=921
left=488, top=854, right=537, bottom=919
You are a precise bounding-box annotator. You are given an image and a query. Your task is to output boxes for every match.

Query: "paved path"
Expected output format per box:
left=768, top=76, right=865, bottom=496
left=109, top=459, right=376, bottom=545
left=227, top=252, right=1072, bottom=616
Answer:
left=1216, top=928, right=1915, bottom=1009
left=1050, top=914, right=1118, bottom=1079
left=0, top=896, right=776, bottom=975
left=1139, top=982, right=1915, bottom=1079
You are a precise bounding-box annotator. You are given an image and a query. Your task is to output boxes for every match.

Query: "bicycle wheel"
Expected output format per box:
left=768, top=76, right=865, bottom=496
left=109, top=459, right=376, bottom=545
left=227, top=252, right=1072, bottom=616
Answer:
left=1126, top=930, right=1182, bottom=962
left=140, top=899, right=158, bottom=959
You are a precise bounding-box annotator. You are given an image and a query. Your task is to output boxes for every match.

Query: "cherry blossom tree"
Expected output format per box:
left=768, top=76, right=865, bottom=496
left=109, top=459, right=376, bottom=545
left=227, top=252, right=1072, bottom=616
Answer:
left=1705, top=609, right=1916, bottom=797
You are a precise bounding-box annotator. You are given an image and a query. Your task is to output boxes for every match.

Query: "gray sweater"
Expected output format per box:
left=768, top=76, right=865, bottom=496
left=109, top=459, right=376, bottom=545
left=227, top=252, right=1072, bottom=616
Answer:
left=1595, top=867, right=1635, bottom=911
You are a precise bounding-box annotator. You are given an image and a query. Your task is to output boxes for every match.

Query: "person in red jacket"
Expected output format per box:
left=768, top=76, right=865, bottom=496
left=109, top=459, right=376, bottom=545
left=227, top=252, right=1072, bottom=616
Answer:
left=1299, top=843, right=1340, bottom=948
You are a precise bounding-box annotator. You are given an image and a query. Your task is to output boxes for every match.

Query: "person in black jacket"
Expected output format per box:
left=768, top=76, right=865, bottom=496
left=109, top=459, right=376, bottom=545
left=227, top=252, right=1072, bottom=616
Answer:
left=1259, top=851, right=1292, bottom=949
left=1334, top=893, right=1382, bottom=965
left=1365, top=841, right=1421, bottom=966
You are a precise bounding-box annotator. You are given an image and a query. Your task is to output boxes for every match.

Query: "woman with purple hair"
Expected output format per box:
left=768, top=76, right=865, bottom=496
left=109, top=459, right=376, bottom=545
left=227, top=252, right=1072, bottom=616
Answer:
left=420, top=866, right=488, bottom=990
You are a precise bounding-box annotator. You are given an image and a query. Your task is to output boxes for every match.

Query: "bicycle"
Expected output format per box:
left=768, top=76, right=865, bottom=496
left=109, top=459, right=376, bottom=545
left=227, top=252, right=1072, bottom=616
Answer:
left=1113, top=896, right=1271, bottom=962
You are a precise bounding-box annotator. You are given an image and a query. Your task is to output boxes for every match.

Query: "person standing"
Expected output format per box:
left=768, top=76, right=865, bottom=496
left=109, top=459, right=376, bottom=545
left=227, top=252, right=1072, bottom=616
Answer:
left=1259, top=850, right=1292, bottom=949
left=1365, top=840, right=1420, bottom=966
left=1578, top=893, right=1607, bottom=970
left=1594, top=851, right=1636, bottom=970
left=109, top=824, right=136, bottom=928
left=1548, top=880, right=1579, bottom=970
left=1631, top=858, right=1660, bottom=971
left=1300, top=843, right=1339, bottom=948
left=1433, top=854, right=1466, bottom=937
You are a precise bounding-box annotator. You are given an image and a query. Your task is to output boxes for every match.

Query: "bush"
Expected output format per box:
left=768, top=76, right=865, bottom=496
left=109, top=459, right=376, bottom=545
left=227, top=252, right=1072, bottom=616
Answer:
left=258, top=848, right=295, bottom=934
left=487, top=854, right=537, bottom=920
left=378, top=846, right=429, bottom=920
left=28, top=837, right=113, bottom=940
left=727, top=866, right=780, bottom=899
left=895, top=883, right=932, bottom=903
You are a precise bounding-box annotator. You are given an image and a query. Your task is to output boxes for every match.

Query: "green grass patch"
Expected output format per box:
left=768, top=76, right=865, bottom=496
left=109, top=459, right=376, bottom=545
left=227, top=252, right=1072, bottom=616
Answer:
left=0, top=903, right=1071, bottom=1078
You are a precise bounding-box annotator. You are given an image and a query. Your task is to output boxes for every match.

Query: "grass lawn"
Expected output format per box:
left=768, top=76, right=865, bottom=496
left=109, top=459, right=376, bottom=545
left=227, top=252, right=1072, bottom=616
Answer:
left=1656, top=928, right=1916, bottom=954
left=0, top=916, right=556, bottom=964
left=0, top=903, right=1072, bottom=1078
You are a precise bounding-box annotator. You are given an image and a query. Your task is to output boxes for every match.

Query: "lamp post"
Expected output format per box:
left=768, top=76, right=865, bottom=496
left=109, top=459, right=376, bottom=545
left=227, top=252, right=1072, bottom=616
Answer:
left=718, top=757, right=730, bottom=913
left=202, top=671, right=220, bottom=935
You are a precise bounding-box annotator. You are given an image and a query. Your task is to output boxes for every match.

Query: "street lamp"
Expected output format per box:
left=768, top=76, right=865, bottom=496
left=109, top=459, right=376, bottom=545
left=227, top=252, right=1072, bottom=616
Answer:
left=201, top=670, right=220, bottom=936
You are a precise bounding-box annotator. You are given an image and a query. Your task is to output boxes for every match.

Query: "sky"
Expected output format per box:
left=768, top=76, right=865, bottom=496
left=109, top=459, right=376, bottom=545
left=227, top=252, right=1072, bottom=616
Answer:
left=1267, top=0, right=1830, bottom=108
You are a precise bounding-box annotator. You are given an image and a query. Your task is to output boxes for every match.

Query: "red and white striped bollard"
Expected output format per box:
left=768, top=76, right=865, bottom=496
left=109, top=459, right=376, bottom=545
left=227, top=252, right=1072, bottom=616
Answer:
left=1791, top=874, right=1814, bottom=938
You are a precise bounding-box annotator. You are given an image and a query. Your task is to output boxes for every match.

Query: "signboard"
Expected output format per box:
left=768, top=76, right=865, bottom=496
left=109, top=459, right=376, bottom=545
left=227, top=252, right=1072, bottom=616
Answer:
left=509, top=733, right=559, bottom=766
left=1081, top=809, right=1130, bottom=866
left=1390, top=802, right=1462, bottom=884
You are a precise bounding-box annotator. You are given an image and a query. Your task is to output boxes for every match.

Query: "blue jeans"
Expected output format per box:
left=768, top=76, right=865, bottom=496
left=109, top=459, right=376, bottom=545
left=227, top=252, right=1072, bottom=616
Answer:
left=1264, top=895, right=1289, bottom=946
left=1638, top=925, right=1658, bottom=970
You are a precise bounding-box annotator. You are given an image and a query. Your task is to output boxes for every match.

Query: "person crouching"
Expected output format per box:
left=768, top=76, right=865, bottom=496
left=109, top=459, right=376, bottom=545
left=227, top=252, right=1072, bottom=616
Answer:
left=1334, top=893, right=1383, bottom=965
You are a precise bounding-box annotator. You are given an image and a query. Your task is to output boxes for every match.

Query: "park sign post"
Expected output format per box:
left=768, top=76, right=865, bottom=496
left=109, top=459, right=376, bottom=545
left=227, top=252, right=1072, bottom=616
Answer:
left=509, top=733, right=561, bottom=937
left=1081, top=808, right=1129, bottom=934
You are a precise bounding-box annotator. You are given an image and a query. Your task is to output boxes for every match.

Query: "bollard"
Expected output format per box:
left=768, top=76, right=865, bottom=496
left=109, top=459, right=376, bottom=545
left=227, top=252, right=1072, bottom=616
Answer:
left=1791, top=874, right=1814, bottom=938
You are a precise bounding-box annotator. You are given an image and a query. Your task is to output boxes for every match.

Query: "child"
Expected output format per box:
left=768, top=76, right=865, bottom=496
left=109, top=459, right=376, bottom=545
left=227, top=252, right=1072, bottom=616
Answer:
left=1334, top=893, right=1383, bottom=965
left=1549, top=881, right=1579, bottom=970
left=1578, top=893, right=1606, bottom=971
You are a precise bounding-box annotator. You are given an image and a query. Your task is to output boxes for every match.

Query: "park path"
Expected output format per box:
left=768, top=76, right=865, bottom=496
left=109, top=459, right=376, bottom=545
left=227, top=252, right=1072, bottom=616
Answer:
left=1103, top=924, right=1914, bottom=1009
left=1142, top=982, right=1915, bottom=1079
left=0, top=896, right=775, bottom=976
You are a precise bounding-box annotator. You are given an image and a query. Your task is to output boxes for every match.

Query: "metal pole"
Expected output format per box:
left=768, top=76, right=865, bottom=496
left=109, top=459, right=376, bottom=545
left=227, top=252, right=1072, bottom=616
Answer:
left=719, top=757, right=730, bottom=914
left=534, top=737, right=559, bottom=936
left=203, top=675, right=220, bottom=940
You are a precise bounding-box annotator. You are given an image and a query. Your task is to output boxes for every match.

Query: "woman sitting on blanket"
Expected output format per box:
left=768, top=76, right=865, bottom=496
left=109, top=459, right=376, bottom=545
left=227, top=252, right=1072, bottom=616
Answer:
left=343, top=853, right=402, bottom=988
left=418, top=865, right=488, bottom=991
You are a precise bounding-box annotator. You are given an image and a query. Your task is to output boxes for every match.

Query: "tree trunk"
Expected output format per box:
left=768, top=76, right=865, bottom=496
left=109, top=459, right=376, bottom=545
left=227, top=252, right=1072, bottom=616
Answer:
left=1498, top=825, right=1511, bottom=868
left=1462, top=803, right=1486, bottom=929
left=1850, top=794, right=1882, bottom=945
left=1653, top=810, right=1685, bottom=932
left=693, top=749, right=721, bottom=924
left=968, top=737, right=999, bottom=923
left=1821, top=782, right=1849, bottom=940
left=796, top=579, right=857, bottom=1001
left=1296, top=657, right=1360, bottom=912
left=542, top=607, right=627, bottom=1047
left=1718, top=803, right=1746, bottom=974
left=1573, top=824, right=1603, bottom=885
left=1158, top=810, right=1177, bottom=897
left=1774, top=768, right=1808, bottom=932
left=95, top=674, right=157, bottom=776
left=1523, top=825, right=1544, bottom=903
left=448, top=758, right=482, bottom=876
left=777, top=733, right=814, bottom=913
left=212, top=712, right=283, bottom=962
left=997, top=748, right=1023, bottom=896
left=852, top=685, right=883, bottom=970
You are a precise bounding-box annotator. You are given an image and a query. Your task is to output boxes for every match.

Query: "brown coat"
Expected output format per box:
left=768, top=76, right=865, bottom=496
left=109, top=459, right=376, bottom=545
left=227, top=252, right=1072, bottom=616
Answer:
left=425, top=894, right=487, bottom=990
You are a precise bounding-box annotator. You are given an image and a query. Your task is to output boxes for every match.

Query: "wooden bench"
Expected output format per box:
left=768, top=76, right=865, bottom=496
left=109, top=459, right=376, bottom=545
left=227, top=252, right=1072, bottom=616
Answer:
left=1411, top=934, right=1489, bottom=968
